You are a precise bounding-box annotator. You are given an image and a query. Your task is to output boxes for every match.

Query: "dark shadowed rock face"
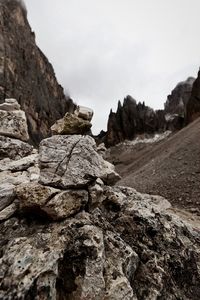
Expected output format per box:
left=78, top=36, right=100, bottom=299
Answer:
left=187, top=71, right=200, bottom=123
left=0, top=0, right=75, bottom=144
left=164, top=77, right=195, bottom=117
left=104, top=96, right=166, bottom=147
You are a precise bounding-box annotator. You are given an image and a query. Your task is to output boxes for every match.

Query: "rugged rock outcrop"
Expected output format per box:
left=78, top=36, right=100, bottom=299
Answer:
left=0, top=102, right=200, bottom=299
left=51, top=105, right=93, bottom=136
left=103, top=96, right=166, bottom=147
left=187, top=70, right=200, bottom=123
left=101, top=76, right=196, bottom=147
left=0, top=0, right=75, bottom=144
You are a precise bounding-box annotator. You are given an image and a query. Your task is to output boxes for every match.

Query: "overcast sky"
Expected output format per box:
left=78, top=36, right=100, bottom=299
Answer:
left=25, top=0, right=200, bottom=134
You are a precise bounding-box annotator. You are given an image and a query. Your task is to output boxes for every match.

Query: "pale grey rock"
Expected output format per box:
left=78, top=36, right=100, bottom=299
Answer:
left=39, top=135, right=120, bottom=188
left=97, top=143, right=107, bottom=158
left=0, top=109, right=29, bottom=141
left=89, top=178, right=104, bottom=209
left=68, top=225, right=106, bottom=300
left=0, top=193, right=200, bottom=299
left=74, top=105, right=94, bottom=121
left=0, top=183, right=15, bottom=211
left=27, top=165, right=40, bottom=182
left=0, top=98, right=21, bottom=111
left=0, top=202, right=17, bottom=221
left=0, top=154, right=38, bottom=172
left=0, top=135, right=33, bottom=160
left=102, top=186, right=171, bottom=218
left=0, top=170, right=30, bottom=186
left=103, top=231, right=138, bottom=300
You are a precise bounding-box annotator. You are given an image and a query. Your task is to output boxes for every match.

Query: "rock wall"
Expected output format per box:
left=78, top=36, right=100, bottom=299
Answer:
left=186, top=70, right=200, bottom=123
left=0, top=0, right=75, bottom=144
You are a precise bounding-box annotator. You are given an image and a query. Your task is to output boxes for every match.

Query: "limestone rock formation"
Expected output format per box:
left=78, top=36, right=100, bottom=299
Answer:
left=0, top=98, right=29, bottom=141
left=39, top=135, right=120, bottom=188
left=187, top=70, right=200, bottom=123
left=0, top=0, right=75, bottom=144
left=75, top=105, right=94, bottom=121
left=51, top=112, right=92, bottom=135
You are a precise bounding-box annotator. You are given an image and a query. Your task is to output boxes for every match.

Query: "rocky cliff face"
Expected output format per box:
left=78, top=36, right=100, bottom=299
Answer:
left=187, top=70, right=200, bottom=123
left=0, top=0, right=75, bottom=144
left=0, top=99, right=200, bottom=299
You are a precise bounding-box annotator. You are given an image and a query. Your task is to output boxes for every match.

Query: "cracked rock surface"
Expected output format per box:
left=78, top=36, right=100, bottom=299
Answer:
left=39, top=135, right=120, bottom=188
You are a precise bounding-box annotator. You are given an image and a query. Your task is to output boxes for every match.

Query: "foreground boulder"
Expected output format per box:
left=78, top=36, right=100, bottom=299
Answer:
left=39, top=135, right=120, bottom=188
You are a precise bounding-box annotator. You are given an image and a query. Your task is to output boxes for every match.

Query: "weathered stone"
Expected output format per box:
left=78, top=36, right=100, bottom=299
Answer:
left=74, top=105, right=94, bottom=121
left=51, top=112, right=92, bottom=135
left=0, top=183, right=15, bottom=212
left=39, top=135, right=120, bottom=188
left=0, top=108, right=29, bottom=141
left=0, top=170, right=30, bottom=186
left=103, top=231, right=138, bottom=300
left=0, top=202, right=17, bottom=221
left=88, top=178, right=104, bottom=209
left=0, top=98, right=21, bottom=111
left=0, top=154, right=38, bottom=172
left=16, top=182, right=59, bottom=210
left=27, top=165, right=40, bottom=182
left=44, top=190, right=88, bottom=220
left=97, top=143, right=107, bottom=157
left=16, top=183, right=88, bottom=220
left=0, top=135, right=33, bottom=160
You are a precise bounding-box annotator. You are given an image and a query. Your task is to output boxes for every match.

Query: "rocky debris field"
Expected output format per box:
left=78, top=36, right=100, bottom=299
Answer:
left=0, top=99, right=200, bottom=300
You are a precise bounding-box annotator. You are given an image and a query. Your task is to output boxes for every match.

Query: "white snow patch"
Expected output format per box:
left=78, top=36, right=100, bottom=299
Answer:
left=123, top=131, right=172, bottom=147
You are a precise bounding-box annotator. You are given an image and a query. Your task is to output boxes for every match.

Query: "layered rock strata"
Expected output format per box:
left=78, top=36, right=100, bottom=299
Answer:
left=0, top=103, right=200, bottom=299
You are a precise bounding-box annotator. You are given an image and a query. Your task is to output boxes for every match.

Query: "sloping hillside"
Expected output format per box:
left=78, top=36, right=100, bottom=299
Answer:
left=108, top=118, right=200, bottom=214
